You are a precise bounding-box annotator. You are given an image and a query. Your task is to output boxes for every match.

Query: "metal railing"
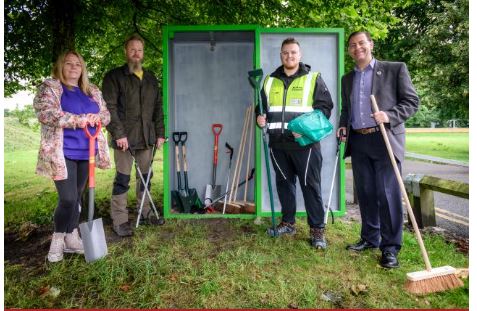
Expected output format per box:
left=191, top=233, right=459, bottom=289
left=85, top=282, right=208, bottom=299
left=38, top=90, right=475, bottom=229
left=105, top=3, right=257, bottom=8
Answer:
left=404, top=174, right=469, bottom=228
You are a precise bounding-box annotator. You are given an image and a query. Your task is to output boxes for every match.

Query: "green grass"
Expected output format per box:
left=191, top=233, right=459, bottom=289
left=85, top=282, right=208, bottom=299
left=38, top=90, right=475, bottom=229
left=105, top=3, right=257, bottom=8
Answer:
left=406, top=132, right=468, bottom=162
left=4, top=117, right=40, bottom=152
left=4, top=220, right=469, bottom=309
left=3, top=116, right=469, bottom=308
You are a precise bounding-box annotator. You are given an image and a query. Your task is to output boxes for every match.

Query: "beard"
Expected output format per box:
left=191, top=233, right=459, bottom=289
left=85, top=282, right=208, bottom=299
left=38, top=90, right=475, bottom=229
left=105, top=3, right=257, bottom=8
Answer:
left=127, top=60, right=142, bottom=73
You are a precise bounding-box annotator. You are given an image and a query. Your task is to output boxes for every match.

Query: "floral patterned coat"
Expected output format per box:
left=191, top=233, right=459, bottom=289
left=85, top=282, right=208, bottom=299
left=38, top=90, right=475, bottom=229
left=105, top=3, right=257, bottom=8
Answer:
left=33, top=78, right=111, bottom=180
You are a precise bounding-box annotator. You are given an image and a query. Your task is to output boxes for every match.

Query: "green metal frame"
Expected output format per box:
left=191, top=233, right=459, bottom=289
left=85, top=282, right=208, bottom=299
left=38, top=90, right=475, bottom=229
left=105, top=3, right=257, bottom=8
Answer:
left=162, top=25, right=257, bottom=219
left=162, top=25, right=345, bottom=219
left=254, top=27, right=346, bottom=219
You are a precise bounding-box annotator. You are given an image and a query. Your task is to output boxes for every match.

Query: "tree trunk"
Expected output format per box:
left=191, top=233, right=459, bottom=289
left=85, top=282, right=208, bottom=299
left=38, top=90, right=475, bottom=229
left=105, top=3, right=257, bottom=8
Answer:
left=50, top=0, right=76, bottom=62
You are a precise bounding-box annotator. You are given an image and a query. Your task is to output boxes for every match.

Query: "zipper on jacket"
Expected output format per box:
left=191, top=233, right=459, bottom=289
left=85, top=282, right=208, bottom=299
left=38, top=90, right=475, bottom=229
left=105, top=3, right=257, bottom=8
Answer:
left=281, top=85, right=288, bottom=134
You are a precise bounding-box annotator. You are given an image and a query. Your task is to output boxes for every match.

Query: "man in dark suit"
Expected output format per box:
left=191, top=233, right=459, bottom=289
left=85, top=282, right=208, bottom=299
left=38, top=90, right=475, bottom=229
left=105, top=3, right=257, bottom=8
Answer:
left=337, top=31, right=419, bottom=268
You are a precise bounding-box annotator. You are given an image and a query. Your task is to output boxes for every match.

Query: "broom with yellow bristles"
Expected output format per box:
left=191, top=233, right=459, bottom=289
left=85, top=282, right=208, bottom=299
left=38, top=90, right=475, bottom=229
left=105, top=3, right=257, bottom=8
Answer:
left=370, top=95, right=464, bottom=295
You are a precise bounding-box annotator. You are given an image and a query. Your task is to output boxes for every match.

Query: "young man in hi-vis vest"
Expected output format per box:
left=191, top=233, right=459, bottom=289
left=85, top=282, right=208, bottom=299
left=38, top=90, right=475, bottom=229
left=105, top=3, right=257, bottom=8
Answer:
left=256, top=37, right=334, bottom=249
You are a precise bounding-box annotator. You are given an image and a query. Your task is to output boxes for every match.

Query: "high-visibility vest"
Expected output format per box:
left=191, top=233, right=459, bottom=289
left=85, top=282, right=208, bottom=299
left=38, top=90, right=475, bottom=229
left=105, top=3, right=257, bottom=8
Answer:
left=263, top=72, right=319, bottom=134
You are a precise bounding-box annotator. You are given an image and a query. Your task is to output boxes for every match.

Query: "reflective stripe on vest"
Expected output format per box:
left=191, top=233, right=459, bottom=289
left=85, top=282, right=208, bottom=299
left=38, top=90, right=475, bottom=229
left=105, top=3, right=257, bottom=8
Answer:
left=263, top=72, right=319, bottom=134
left=264, top=72, right=319, bottom=110
left=269, top=122, right=289, bottom=129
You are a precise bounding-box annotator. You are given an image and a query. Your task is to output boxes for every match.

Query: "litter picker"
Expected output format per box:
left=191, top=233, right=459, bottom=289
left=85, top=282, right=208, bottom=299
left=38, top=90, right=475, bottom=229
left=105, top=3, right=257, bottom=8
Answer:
left=370, top=94, right=463, bottom=294
left=222, top=142, right=234, bottom=214
left=135, top=140, right=167, bottom=228
left=128, top=148, right=161, bottom=226
left=79, top=122, right=108, bottom=263
left=324, top=133, right=344, bottom=225
left=248, top=68, right=278, bottom=236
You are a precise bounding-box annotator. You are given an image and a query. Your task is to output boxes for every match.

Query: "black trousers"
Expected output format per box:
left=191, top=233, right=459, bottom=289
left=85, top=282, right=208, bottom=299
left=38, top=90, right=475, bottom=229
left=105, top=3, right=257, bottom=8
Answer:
left=53, top=158, right=89, bottom=233
left=349, top=130, right=403, bottom=254
left=270, top=145, right=324, bottom=228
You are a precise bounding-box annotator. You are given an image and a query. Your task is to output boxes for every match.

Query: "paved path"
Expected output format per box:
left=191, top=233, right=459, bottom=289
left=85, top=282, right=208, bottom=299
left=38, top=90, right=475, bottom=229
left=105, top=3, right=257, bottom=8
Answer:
left=344, top=159, right=469, bottom=238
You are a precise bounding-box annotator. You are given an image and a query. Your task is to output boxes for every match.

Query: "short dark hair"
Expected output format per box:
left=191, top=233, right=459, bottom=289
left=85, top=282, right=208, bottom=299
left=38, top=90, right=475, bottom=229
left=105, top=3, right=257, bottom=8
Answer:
left=124, top=33, right=145, bottom=49
left=281, top=37, right=300, bottom=49
left=347, top=31, right=373, bottom=46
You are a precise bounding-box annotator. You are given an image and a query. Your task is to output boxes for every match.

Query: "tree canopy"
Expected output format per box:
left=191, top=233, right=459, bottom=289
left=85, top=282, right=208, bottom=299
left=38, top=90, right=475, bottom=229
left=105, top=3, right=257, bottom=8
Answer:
left=5, top=0, right=468, bottom=123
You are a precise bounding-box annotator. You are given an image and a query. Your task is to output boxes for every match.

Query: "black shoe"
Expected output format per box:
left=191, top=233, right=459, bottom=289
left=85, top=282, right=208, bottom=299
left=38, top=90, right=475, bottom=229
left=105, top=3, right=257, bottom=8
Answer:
left=380, top=251, right=400, bottom=269
left=113, top=222, right=133, bottom=237
left=346, top=239, right=377, bottom=252
left=267, top=222, right=296, bottom=237
left=310, top=228, right=327, bottom=249
left=142, top=210, right=166, bottom=226
left=146, top=215, right=166, bottom=226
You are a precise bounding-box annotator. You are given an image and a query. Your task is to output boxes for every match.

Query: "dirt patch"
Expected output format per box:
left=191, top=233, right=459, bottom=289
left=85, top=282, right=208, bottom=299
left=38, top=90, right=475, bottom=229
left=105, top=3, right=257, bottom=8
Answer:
left=4, top=225, right=52, bottom=273
left=4, top=207, right=467, bottom=273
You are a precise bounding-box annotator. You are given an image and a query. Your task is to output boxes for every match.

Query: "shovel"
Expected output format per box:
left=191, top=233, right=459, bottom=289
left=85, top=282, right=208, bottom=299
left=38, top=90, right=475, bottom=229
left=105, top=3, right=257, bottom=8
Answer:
left=171, top=132, right=202, bottom=213
left=205, top=124, right=223, bottom=206
left=79, top=122, right=108, bottom=263
left=248, top=68, right=278, bottom=235
left=180, top=132, right=204, bottom=213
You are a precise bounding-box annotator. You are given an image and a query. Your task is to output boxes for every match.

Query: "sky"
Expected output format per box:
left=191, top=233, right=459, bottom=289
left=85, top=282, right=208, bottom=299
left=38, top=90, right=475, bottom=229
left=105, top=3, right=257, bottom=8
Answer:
left=3, top=90, right=34, bottom=110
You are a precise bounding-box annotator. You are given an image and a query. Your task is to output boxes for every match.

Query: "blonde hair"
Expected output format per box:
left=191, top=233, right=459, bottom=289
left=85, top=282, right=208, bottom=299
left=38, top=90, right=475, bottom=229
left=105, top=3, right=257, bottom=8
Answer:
left=52, top=50, right=92, bottom=96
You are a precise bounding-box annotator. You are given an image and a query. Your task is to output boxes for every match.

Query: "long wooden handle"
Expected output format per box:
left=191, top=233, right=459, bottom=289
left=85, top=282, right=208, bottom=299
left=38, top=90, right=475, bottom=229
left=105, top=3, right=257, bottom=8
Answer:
left=370, top=95, right=432, bottom=271
left=234, top=106, right=251, bottom=201
left=244, top=104, right=254, bottom=202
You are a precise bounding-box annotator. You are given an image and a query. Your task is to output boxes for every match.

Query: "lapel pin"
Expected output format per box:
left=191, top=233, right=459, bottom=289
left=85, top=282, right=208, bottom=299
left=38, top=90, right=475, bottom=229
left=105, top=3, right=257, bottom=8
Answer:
left=377, top=70, right=382, bottom=76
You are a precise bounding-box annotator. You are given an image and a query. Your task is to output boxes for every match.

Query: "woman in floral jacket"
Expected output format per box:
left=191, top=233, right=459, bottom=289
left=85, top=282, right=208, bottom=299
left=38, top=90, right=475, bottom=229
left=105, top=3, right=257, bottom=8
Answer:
left=33, top=50, right=111, bottom=262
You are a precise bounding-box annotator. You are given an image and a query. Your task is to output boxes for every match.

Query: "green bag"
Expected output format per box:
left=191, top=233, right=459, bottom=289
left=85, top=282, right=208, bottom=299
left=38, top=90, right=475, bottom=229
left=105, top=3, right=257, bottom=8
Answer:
left=287, top=109, right=333, bottom=146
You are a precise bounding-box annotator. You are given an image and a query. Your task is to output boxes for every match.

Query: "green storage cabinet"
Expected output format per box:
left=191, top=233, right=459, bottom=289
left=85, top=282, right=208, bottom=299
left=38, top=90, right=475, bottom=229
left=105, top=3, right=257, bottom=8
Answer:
left=162, top=25, right=345, bottom=219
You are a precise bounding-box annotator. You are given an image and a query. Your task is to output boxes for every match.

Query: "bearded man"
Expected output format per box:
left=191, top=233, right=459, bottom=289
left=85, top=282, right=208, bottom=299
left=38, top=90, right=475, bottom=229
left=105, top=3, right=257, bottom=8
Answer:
left=102, top=33, right=166, bottom=237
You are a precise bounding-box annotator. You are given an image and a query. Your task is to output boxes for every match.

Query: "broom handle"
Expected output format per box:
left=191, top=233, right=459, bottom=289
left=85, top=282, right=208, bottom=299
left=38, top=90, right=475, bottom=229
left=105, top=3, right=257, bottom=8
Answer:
left=370, top=95, right=432, bottom=271
left=234, top=106, right=251, bottom=201
left=230, top=107, right=247, bottom=200
left=243, top=104, right=254, bottom=202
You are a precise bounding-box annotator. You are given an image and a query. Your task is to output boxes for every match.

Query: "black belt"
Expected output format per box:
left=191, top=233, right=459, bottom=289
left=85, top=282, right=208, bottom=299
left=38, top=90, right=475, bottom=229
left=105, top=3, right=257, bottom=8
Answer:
left=352, top=126, right=380, bottom=135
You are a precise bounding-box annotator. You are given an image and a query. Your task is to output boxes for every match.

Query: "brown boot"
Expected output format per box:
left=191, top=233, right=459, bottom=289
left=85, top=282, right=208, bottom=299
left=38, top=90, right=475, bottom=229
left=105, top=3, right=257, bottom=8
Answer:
left=310, top=227, right=327, bottom=249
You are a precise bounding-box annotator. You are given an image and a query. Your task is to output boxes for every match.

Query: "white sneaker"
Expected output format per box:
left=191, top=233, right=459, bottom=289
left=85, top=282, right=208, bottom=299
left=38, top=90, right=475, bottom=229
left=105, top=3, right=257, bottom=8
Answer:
left=64, top=228, right=84, bottom=254
left=47, top=232, right=65, bottom=262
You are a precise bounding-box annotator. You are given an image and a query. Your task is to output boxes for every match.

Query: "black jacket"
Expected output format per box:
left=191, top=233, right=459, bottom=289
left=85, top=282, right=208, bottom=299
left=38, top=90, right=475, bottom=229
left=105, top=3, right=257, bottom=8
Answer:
left=102, top=64, right=165, bottom=150
left=256, top=62, right=334, bottom=150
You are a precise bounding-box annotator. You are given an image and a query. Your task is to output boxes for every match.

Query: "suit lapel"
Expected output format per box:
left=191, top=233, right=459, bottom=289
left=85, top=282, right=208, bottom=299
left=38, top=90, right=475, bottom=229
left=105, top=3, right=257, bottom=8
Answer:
left=371, top=59, right=383, bottom=95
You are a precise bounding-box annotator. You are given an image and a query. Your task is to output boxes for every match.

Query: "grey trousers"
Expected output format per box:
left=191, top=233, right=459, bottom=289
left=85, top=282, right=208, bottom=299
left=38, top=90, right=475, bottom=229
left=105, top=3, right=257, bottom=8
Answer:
left=110, top=148, right=153, bottom=226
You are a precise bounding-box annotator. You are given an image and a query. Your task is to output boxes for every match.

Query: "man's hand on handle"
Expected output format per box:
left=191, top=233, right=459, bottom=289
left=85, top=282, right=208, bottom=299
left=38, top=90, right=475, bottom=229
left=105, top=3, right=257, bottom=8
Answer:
left=337, top=127, right=347, bottom=142
left=256, top=114, right=266, bottom=128
left=371, top=111, right=389, bottom=124
left=116, top=137, right=129, bottom=152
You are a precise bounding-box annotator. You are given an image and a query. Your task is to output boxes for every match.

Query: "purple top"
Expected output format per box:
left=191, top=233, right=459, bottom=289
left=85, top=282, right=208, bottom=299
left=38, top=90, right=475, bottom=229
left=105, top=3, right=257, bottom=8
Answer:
left=60, top=84, right=100, bottom=160
left=351, top=58, right=377, bottom=130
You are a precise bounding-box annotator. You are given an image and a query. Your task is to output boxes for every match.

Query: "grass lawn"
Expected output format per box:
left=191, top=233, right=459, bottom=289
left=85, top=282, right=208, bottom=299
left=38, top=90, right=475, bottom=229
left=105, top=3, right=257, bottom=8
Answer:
left=3, top=117, right=469, bottom=308
left=406, top=132, right=468, bottom=162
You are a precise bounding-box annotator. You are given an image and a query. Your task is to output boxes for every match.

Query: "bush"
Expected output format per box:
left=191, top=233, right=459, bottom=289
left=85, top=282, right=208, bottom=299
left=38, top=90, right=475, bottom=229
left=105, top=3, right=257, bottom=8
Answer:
left=8, top=105, right=39, bottom=131
left=406, top=105, right=440, bottom=127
